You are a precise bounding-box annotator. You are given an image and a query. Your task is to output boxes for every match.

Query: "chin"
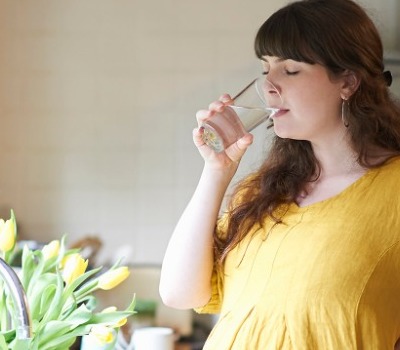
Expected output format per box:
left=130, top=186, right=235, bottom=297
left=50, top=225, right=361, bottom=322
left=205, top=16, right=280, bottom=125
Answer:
left=273, top=128, right=295, bottom=139
left=273, top=125, right=305, bottom=141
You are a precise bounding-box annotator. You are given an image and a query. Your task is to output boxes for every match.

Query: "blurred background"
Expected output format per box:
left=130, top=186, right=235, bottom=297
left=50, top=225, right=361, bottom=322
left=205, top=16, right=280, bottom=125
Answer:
left=0, top=0, right=398, bottom=264
left=0, top=0, right=398, bottom=344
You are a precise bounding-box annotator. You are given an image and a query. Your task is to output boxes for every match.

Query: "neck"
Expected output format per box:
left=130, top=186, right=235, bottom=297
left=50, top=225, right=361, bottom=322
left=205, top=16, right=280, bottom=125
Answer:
left=297, top=142, right=367, bottom=207
left=311, top=133, right=363, bottom=179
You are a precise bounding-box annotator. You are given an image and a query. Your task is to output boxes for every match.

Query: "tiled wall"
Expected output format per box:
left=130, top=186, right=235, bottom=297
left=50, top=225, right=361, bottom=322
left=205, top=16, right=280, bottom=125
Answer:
left=0, top=0, right=396, bottom=264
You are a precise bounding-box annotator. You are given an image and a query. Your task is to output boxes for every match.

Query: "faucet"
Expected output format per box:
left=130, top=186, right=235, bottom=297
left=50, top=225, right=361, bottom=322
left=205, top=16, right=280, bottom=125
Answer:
left=0, top=257, right=32, bottom=340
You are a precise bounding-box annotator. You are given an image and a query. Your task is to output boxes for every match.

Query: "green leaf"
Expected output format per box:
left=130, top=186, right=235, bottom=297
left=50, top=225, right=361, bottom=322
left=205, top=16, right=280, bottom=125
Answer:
left=64, top=266, right=102, bottom=298
left=59, top=296, right=77, bottom=321
left=20, top=246, right=36, bottom=291
left=126, top=295, right=136, bottom=313
left=76, top=295, right=97, bottom=311
left=38, top=304, right=92, bottom=346
left=61, top=267, right=101, bottom=312
left=41, top=255, right=59, bottom=274
left=44, top=336, right=76, bottom=350
left=64, top=267, right=101, bottom=300
left=11, top=337, right=32, bottom=350
left=0, top=329, right=15, bottom=343
left=63, top=304, right=92, bottom=326
left=28, top=273, right=57, bottom=320
left=38, top=324, right=92, bottom=350
left=89, top=309, right=135, bottom=326
left=25, top=251, right=46, bottom=297
left=0, top=334, right=6, bottom=349
left=108, top=258, right=123, bottom=271
left=37, top=320, right=73, bottom=346
left=37, top=284, right=57, bottom=320
left=0, top=284, right=8, bottom=331
left=39, top=269, right=64, bottom=325
left=43, top=236, right=65, bottom=273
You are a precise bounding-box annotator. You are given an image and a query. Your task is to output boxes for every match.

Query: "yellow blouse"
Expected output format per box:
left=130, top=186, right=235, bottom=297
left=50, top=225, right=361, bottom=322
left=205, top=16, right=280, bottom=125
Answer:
left=196, top=157, right=400, bottom=349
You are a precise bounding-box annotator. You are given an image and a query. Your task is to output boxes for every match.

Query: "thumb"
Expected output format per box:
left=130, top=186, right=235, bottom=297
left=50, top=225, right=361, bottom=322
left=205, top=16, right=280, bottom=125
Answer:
left=226, top=133, right=253, bottom=162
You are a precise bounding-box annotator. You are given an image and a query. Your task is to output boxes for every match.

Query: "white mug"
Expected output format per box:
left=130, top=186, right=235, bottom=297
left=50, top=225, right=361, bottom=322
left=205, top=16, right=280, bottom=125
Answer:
left=131, top=327, right=175, bottom=350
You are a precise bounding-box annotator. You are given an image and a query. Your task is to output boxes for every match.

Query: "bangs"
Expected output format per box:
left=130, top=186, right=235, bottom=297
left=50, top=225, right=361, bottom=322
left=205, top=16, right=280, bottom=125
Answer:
left=254, top=6, right=319, bottom=64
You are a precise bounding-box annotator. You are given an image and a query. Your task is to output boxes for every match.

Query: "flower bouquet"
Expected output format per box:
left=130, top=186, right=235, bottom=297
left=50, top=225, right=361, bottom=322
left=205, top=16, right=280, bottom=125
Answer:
left=0, top=210, right=136, bottom=350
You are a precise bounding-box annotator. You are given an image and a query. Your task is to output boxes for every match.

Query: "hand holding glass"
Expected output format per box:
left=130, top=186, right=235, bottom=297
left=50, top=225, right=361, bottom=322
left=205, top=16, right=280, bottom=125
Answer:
left=201, top=76, right=282, bottom=152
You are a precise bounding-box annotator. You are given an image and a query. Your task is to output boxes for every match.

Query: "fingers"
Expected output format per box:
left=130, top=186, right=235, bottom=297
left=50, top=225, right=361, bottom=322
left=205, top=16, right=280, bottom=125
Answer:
left=219, top=94, right=234, bottom=105
left=196, top=94, right=233, bottom=126
left=207, top=94, right=233, bottom=114
left=195, top=109, right=212, bottom=126
left=194, top=93, right=253, bottom=163
left=237, top=133, right=254, bottom=149
left=193, top=126, right=206, bottom=149
left=225, top=133, right=254, bottom=162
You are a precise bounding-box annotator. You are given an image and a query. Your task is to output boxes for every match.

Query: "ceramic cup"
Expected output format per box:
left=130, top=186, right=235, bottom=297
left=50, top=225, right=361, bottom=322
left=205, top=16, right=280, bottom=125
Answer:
left=131, top=327, right=175, bottom=350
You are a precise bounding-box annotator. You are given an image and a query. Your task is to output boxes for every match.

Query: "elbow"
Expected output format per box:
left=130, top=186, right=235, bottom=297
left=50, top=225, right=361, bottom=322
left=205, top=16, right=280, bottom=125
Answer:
left=159, top=288, right=189, bottom=310
left=159, top=291, right=189, bottom=310
left=159, top=284, right=211, bottom=310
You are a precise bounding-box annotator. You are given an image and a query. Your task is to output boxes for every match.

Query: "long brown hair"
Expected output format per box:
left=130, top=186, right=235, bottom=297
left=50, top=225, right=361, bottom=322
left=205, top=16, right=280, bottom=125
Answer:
left=215, top=0, right=400, bottom=263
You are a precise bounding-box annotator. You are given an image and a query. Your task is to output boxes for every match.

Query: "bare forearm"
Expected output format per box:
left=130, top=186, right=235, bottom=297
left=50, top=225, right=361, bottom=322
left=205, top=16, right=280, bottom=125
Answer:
left=159, top=165, right=234, bottom=309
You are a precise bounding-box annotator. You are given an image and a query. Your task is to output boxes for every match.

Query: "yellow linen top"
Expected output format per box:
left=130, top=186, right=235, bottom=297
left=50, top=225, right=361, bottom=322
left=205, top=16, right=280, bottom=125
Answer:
left=196, top=157, right=400, bottom=349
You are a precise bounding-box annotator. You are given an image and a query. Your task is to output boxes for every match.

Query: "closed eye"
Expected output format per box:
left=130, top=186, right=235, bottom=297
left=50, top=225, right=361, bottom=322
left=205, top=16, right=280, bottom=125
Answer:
left=263, top=70, right=299, bottom=76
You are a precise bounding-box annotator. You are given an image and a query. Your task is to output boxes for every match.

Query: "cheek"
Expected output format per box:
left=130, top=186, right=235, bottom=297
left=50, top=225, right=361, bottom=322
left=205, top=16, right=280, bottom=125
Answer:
left=287, top=82, right=341, bottom=117
left=283, top=82, right=315, bottom=107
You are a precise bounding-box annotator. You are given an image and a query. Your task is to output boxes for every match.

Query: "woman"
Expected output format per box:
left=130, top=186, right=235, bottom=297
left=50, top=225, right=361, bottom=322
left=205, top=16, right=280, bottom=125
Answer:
left=160, top=0, right=400, bottom=348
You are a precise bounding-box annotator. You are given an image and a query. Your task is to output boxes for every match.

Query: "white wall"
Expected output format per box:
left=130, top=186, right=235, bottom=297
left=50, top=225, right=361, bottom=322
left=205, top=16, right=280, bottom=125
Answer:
left=0, top=0, right=397, bottom=265
left=359, top=0, right=399, bottom=51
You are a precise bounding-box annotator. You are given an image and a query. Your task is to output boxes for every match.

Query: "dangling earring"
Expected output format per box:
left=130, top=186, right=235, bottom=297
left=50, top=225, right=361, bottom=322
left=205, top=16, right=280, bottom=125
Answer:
left=341, top=98, right=349, bottom=127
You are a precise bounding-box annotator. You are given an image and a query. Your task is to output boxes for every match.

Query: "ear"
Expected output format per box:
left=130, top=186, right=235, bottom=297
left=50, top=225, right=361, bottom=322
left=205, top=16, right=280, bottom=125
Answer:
left=340, top=70, right=360, bottom=100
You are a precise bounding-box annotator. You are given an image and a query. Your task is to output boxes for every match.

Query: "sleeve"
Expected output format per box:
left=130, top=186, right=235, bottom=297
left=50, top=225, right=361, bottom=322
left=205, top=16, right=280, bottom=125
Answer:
left=194, top=265, right=224, bottom=314
left=194, top=212, right=229, bottom=314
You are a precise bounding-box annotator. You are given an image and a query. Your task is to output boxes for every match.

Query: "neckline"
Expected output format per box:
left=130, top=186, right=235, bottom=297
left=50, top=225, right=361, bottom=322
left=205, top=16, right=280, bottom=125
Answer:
left=291, top=156, right=400, bottom=212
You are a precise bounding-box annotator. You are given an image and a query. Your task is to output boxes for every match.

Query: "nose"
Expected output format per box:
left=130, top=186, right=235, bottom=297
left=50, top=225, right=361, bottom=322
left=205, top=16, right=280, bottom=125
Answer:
left=263, top=78, right=283, bottom=105
left=265, top=79, right=279, bottom=94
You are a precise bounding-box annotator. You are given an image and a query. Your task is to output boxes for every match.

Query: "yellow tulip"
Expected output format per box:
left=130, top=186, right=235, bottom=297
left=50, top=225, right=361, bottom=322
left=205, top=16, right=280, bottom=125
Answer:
left=101, top=306, right=116, bottom=313
left=62, top=253, right=88, bottom=285
left=0, top=214, right=16, bottom=252
left=88, top=325, right=115, bottom=345
left=98, top=266, right=130, bottom=290
left=42, top=240, right=60, bottom=260
left=101, top=306, right=127, bottom=327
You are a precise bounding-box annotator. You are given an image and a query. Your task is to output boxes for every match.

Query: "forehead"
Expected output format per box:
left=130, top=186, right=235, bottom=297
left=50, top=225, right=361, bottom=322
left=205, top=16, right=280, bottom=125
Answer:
left=262, top=56, right=284, bottom=63
left=261, top=56, right=304, bottom=65
left=261, top=56, right=334, bottom=77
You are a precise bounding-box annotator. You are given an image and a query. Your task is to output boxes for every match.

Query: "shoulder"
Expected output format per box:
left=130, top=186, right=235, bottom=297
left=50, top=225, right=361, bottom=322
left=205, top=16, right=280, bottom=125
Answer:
left=371, top=155, right=400, bottom=181
left=366, top=156, right=400, bottom=221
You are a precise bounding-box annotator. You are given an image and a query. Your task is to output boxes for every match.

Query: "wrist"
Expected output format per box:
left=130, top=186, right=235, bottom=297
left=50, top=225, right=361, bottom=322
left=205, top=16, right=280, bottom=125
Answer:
left=202, top=163, right=237, bottom=185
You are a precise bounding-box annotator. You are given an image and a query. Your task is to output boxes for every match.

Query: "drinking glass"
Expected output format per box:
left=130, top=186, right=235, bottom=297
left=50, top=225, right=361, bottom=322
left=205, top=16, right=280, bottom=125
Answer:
left=201, top=76, right=282, bottom=152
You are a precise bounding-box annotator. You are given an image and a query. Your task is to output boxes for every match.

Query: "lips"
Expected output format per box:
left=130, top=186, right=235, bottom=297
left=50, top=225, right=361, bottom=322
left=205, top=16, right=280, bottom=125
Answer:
left=271, top=108, right=289, bottom=118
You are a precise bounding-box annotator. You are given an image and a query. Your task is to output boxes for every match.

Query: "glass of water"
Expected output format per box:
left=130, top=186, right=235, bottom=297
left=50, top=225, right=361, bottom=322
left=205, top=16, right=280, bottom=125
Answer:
left=201, top=76, right=283, bottom=152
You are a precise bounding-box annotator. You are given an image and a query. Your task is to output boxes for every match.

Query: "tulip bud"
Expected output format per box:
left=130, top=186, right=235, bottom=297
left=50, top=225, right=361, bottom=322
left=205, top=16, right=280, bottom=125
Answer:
left=42, top=240, right=60, bottom=260
left=62, top=253, right=88, bottom=285
left=101, top=306, right=127, bottom=327
left=98, top=266, right=130, bottom=290
left=89, top=325, right=115, bottom=345
left=0, top=212, right=16, bottom=252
